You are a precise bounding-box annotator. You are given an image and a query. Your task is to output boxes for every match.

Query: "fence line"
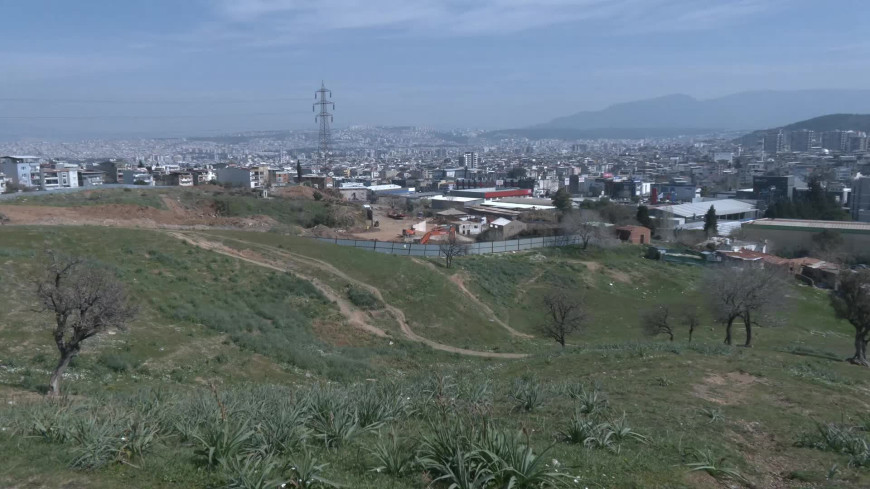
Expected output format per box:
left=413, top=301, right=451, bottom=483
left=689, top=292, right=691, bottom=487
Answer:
left=316, top=235, right=584, bottom=256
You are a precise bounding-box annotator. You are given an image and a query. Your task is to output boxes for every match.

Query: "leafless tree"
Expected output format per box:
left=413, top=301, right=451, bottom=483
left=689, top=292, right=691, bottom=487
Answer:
left=35, top=253, right=138, bottom=395
left=641, top=305, right=675, bottom=341
left=439, top=234, right=469, bottom=268
left=679, top=304, right=702, bottom=343
left=830, top=270, right=870, bottom=366
left=541, top=291, right=590, bottom=348
left=704, top=265, right=786, bottom=347
left=561, top=211, right=602, bottom=250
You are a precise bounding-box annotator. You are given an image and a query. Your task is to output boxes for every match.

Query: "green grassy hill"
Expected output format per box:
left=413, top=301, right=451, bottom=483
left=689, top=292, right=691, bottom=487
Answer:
left=0, top=223, right=868, bottom=488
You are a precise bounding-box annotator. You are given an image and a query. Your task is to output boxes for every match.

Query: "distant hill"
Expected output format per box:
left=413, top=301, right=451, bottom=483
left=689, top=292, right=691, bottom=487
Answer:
left=735, top=113, right=870, bottom=146
left=479, top=126, right=713, bottom=140
left=536, top=89, right=870, bottom=133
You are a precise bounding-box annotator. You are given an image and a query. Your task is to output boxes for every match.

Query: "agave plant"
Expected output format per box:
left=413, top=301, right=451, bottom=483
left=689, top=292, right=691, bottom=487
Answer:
left=220, top=454, right=285, bottom=489
left=285, top=451, right=342, bottom=488
left=117, top=413, right=161, bottom=466
left=69, top=415, right=122, bottom=470
left=193, top=419, right=255, bottom=468
left=559, top=415, right=598, bottom=445
left=685, top=448, right=750, bottom=485
left=508, top=377, right=546, bottom=412
left=29, top=398, right=75, bottom=443
left=605, top=412, right=648, bottom=444
left=426, top=449, right=494, bottom=489
left=477, top=430, right=567, bottom=489
left=572, top=384, right=608, bottom=417
left=368, top=428, right=417, bottom=476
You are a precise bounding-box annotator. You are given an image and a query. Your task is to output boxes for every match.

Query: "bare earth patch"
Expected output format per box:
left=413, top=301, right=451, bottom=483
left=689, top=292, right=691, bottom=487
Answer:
left=692, top=371, right=765, bottom=405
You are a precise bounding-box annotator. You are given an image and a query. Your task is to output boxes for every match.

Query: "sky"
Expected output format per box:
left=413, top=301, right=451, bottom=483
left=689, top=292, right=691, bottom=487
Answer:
left=1, top=0, right=869, bottom=138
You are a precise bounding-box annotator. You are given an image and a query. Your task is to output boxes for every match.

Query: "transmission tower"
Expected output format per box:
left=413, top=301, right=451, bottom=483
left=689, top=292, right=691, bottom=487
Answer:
left=313, top=81, right=334, bottom=159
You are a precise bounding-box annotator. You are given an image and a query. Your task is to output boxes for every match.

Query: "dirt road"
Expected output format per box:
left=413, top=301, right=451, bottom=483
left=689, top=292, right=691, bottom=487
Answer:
left=170, top=231, right=528, bottom=359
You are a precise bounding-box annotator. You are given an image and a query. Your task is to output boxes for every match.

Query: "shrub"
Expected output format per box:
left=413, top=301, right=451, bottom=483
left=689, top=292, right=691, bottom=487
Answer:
left=346, top=286, right=381, bottom=310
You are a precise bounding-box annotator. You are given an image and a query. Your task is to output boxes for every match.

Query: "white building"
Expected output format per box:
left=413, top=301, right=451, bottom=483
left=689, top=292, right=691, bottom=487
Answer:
left=121, top=170, right=155, bottom=186
left=460, top=152, right=479, bottom=169
left=852, top=174, right=870, bottom=222
left=0, top=172, right=6, bottom=193
left=40, top=168, right=79, bottom=190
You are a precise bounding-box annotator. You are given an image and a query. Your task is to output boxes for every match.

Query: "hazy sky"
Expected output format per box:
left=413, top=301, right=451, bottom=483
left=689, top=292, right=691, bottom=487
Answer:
left=1, top=0, right=868, bottom=137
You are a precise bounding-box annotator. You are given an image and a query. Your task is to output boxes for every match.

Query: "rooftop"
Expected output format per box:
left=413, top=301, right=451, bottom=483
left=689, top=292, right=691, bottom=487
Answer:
left=654, top=199, right=756, bottom=219
left=744, top=219, right=870, bottom=233
left=431, top=195, right=480, bottom=202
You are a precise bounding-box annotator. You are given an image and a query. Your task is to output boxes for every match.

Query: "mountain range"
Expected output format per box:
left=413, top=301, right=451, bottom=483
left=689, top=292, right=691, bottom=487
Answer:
left=533, top=89, right=870, bottom=137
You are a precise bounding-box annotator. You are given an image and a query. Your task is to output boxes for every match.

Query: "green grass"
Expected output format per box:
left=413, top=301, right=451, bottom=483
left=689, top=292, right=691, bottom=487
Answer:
left=0, top=225, right=869, bottom=488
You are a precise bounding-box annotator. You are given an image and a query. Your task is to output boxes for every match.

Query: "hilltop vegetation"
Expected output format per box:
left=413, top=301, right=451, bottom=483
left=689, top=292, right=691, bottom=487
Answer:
left=0, top=197, right=868, bottom=487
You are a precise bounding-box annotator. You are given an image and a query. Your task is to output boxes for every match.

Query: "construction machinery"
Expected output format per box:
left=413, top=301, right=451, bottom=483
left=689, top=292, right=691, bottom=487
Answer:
left=420, top=225, right=456, bottom=244
left=387, top=209, right=406, bottom=219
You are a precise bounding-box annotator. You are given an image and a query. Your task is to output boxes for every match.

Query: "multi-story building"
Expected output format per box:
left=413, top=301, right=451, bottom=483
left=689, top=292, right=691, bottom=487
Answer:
left=763, top=131, right=786, bottom=154
left=216, top=166, right=268, bottom=188
left=0, top=156, right=42, bottom=188
left=121, top=169, right=155, bottom=186
left=753, top=175, right=794, bottom=203
left=821, top=131, right=846, bottom=151
left=0, top=172, right=6, bottom=193
left=852, top=174, right=870, bottom=222
left=39, top=167, right=79, bottom=190
left=459, top=152, right=479, bottom=169
left=789, top=130, right=814, bottom=152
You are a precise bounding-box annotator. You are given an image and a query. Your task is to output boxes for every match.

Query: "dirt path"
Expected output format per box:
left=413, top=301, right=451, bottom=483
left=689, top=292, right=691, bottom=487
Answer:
left=410, top=258, right=532, bottom=339
left=166, top=232, right=388, bottom=339
left=173, top=232, right=527, bottom=359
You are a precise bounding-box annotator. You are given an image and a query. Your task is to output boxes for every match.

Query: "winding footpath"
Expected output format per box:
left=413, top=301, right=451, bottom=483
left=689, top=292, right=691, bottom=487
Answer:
left=167, top=231, right=528, bottom=359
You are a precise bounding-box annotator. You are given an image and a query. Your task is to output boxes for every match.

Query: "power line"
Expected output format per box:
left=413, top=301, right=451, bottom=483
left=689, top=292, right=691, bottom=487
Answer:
left=0, top=97, right=310, bottom=104
left=0, top=112, right=312, bottom=120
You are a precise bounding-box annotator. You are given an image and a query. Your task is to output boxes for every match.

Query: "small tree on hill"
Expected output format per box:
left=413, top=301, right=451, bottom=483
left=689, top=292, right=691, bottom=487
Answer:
left=560, top=212, right=601, bottom=249
left=704, top=265, right=785, bottom=347
left=636, top=205, right=655, bottom=234
left=541, top=291, right=589, bottom=348
left=641, top=305, right=675, bottom=341
left=439, top=233, right=469, bottom=269
left=551, top=187, right=573, bottom=214
left=35, top=253, right=138, bottom=395
left=703, top=205, right=718, bottom=237
left=680, top=304, right=701, bottom=343
left=830, top=270, right=870, bottom=366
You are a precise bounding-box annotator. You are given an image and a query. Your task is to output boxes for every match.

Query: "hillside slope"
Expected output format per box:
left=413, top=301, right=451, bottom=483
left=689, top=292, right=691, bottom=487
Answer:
left=0, top=222, right=868, bottom=488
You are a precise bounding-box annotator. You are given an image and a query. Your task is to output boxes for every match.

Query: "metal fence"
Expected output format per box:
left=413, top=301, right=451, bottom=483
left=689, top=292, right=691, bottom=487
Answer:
left=316, top=235, right=584, bottom=256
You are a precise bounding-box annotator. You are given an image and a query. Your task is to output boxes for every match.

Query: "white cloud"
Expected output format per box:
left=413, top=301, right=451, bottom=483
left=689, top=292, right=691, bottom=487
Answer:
left=202, top=0, right=779, bottom=45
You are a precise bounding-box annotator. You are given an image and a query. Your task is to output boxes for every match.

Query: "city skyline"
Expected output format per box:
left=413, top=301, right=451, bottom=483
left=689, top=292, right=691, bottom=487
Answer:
left=2, top=0, right=869, bottom=138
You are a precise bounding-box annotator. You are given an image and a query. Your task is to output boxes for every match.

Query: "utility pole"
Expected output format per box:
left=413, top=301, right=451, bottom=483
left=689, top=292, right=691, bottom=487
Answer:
left=313, top=81, right=334, bottom=163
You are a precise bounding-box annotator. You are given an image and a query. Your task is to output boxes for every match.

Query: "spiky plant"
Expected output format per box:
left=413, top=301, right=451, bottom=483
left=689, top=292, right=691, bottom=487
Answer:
left=220, top=454, right=285, bottom=489
left=605, top=412, right=648, bottom=444
left=508, top=377, right=546, bottom=412
left=193, top=419, right=255, bottom=468
left=368, top=428, right=417, bottom=475
left=425, top=449, right=494, bottom=489
left=69, top=416, right=122, bottom=470
left=699, top=406, right=725, bottom=424
left=285, top=451, right=342, bottom=488
left=559, top=415, right=598, bottom=445
left=685, top=448, right=750, bottom=485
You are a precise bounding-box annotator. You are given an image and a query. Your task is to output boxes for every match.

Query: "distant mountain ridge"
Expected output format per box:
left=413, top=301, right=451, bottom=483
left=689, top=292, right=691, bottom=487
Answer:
left=537, top=90, right=870, bottom=134
left=735, top=113, right=870, bottom=146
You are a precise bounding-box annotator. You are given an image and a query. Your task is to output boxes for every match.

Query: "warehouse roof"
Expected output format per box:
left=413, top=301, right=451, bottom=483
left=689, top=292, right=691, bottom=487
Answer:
left=744, top=219, right=870, bottom=234
left=654, top=199, right=756, bottom=219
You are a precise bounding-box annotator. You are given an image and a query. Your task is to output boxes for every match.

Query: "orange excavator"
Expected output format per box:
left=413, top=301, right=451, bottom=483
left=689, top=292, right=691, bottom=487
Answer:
left=420, top=225, right=456, bottom=244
